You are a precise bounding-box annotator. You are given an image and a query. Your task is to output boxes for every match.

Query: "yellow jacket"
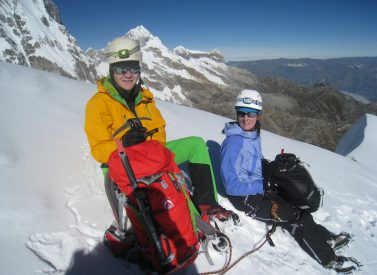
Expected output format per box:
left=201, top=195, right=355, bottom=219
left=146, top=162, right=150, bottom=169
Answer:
left=85, top=77, right=166, bottom=164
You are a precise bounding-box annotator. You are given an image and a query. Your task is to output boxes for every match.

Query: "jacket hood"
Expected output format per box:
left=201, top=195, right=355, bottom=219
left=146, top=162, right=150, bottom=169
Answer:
left=222, top=121, right=258, bottom=139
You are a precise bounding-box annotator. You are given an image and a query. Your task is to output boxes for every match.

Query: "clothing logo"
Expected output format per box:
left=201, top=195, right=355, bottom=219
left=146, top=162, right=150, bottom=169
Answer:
left=163, top=199, right=174, bottom=210
left=160, top=180, right=168, bottom=189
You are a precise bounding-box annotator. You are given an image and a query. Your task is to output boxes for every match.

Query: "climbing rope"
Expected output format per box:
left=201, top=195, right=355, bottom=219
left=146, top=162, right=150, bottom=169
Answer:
left=219, top=225, right=276, bottom=274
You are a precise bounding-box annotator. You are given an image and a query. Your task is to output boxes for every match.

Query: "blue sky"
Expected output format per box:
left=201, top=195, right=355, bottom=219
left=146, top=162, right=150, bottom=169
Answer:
left=53, top=0, right=377, bottom=61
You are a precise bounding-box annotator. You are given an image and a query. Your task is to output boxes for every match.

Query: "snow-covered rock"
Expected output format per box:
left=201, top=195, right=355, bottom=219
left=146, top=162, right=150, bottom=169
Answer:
left=0, top=0, right=98, bottom=82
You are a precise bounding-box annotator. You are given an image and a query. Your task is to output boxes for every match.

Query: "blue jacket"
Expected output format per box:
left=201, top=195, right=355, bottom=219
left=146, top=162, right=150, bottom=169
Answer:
left=220, top=122, right=264, bottom=196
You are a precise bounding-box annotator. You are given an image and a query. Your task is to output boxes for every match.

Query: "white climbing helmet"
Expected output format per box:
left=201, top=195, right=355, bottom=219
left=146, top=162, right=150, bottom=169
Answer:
left=105, top=37, right=142, bottom=64
left=235, top=89, right=263, bottom=111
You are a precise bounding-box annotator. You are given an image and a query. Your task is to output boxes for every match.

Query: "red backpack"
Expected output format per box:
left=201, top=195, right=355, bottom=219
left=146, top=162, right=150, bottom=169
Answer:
left=108, top=140, right=199, bottom=273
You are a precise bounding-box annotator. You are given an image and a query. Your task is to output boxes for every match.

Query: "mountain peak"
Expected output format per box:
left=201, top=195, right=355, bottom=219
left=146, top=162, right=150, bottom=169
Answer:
left=125, top=25, right=163, bottom=48
left=128, top=25, right=153, bottom=38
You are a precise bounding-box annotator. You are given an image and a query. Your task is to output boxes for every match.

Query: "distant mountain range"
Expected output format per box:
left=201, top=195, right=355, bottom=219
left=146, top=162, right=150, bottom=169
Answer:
left=1, top=0, right=377, bottom=151
left=228, top=57, right=377, bottom=102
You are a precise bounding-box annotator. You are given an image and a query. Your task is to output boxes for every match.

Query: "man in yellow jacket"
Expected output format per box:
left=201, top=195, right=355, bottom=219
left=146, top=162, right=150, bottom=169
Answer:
left=85, top=37, right=237, bottom=245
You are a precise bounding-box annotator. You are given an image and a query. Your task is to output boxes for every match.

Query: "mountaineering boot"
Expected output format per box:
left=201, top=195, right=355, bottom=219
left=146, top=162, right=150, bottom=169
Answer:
left=328, top=232, right=352, bottom=251
left=103, top=224, right=136, bottom=256
left=200, top=204, right=240, bottom=225
left=326, top=255, right=361, bottom=273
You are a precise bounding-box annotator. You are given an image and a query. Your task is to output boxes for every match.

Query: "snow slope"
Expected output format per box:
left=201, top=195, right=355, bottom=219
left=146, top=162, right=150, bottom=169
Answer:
left=1, top=61, right=377, bottom=274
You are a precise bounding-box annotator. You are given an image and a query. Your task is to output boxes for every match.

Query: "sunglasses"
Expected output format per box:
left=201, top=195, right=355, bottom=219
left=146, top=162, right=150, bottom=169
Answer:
left=112, top=66, right=140, bottom=75
left=237, top=111, right=259, bottom=118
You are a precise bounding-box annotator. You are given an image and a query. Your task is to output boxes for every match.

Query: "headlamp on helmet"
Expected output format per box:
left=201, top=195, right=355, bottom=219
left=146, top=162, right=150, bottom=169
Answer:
left=105, top=46, right=140, bottom=59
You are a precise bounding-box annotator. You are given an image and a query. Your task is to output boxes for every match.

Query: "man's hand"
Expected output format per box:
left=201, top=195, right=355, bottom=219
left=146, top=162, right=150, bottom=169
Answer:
left=121, top=127, right=147, bottom=147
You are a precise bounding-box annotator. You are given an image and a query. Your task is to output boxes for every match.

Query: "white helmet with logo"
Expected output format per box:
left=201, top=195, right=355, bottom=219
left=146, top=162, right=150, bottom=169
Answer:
left=105, top=37, right=142, bottom=64
left=235, top=89, right=263, bottom=111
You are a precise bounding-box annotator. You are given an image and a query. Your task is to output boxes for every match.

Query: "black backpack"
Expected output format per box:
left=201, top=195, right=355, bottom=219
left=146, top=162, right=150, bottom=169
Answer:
left=270, top=152, right=324, bottom=212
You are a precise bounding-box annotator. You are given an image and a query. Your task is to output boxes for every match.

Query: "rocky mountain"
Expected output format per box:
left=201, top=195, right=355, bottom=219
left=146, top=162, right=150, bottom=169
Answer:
left=1, top=1, right=377, bottom=151
left=229, top=57, right=377, bottom=103
left=0, top=0, right=98, bottom=82
left=81, top=25, right=258, bottom=110
left=125, top=27, right=377, bottom=151
left=126, top=26, right=259, bottom=108
left=254, top=78, right=377, bottom=151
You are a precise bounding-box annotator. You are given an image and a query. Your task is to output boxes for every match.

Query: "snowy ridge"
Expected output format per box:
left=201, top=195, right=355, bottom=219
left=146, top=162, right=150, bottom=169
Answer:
left=1, top=61, right=377, bottom=275
left=0, top=0, right=98, bottom=81
left=113, top=26, right=232, bottom=104
left=128, top=26, right=227, bottom=85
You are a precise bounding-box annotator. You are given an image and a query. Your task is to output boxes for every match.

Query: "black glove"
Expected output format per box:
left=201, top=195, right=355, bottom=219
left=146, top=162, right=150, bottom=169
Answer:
left=262, top=159, right=279, bottom=195
left=262, top=159, right=272, bottom=180
left=121, top=127, right=147, bottom=147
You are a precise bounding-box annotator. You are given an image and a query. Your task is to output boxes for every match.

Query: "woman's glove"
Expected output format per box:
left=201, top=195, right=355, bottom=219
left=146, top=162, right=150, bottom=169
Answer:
left=262, top=159, right=279, bottom=195
left=262, top=159, right=272, bottom=180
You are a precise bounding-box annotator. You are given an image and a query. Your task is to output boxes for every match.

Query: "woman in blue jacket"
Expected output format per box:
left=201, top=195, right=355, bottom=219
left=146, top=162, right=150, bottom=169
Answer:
left=220, top=89, right=357, bottom=273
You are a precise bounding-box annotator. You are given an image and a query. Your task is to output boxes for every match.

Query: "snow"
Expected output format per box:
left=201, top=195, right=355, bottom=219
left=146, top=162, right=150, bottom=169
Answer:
left=95, top=61, right=109, bottom=78
left=0, top=0, right=90, bottom=78
left=1, top=61, right=377, bottom=274
left=20, top=0, right=79, bottom=75
left=148, top=85, right=186, bottom=104
left=284, top=63, right=309, bottom=68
